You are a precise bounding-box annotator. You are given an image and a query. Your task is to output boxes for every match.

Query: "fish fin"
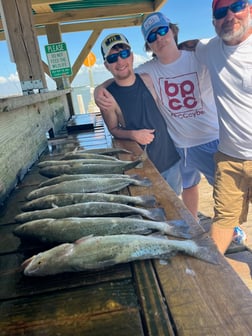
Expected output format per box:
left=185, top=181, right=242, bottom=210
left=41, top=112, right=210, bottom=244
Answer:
left=164, top=219, right=192, bottom=239
left=124, top=159, right=142, bottom=171
left=96, top=259, right=118, bottom=268
left=130, top=174, right=151, bottom=183
left=135, top=229, right=153, bottom=235
left=52, top=203, right=59, bottom=209
left=75, top=235, right=94, bottom=244
left=138, top=195, right=156, bottom=207
left=146, top=207, right=166, bottom=221
left=128, top=174, right=140, bottom=179
left=188, top=234, right=220, bottom=265
left=149, top=232, right=166, bottom=238
left=134, top=177, right=152, bottom=187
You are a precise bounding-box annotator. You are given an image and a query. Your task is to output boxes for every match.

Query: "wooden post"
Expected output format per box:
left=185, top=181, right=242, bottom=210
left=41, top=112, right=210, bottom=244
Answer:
left=0, top=0, right=47, bottom=94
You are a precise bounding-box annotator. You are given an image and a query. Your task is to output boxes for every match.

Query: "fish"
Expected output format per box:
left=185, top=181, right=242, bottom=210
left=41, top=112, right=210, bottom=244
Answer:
left=39, top=160, right=142, bottom=177
left=21, top=193, right=156, bottom=211
left=61, top=152, right=118, bottom=161
left=26, top=176, right=151, bottom=200
left=38, top=173, right=139, bottom=188
left=15, top=202, right=166, bottom=222
left=22, top=234, right=219, bottom=276
left=76, top=148, right=131, bottom=155
left=13, top=217, right=192, bottom=243
left=38, top=158, right=131, bottom=168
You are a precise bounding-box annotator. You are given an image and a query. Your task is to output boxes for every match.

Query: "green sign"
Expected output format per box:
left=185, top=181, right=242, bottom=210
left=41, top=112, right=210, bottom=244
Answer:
left=45, top=42, right=72, bottom=78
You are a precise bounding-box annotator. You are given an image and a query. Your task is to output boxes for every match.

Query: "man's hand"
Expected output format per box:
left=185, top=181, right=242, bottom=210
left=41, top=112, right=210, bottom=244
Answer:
left=132, top=129, right=155, bottom=145
left=94, top=87, right=116, bottom=112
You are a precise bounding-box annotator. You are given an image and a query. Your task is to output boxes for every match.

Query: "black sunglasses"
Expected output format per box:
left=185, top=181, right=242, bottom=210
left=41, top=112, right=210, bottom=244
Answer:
left=213, top=0, right=248, bottom=20
left=106, top=49, right=131, bottom=64
left=147, top=26, right=169, bottom=44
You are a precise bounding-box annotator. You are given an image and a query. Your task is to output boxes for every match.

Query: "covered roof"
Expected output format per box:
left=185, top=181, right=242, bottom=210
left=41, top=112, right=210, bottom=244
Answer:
left=0, top=0, right=167, bottom=40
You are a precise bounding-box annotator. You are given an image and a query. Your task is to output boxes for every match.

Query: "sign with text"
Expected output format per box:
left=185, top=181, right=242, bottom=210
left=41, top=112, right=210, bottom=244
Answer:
left=45, top=42, right=72, bottom=78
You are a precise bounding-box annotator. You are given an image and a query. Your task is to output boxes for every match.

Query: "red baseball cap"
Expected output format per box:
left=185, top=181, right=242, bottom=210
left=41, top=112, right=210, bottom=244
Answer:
left=212, top=0, right=220, bottom=11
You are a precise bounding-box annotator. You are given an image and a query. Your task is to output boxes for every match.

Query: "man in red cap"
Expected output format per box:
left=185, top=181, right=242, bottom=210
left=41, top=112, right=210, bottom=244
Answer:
left=195, top=0, right=252, bottom=254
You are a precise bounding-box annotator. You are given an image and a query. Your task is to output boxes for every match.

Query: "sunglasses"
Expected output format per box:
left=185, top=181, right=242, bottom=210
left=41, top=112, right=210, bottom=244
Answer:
left=106, top=49, right=131, bottom=64
left=147, top=26, right=169, bottom=44
left=213, top=0, right=248, bottom=20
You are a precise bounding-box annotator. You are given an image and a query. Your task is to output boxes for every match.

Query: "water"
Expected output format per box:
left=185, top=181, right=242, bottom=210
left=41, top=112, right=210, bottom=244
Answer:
left=71, top=85, right=100, bottom=114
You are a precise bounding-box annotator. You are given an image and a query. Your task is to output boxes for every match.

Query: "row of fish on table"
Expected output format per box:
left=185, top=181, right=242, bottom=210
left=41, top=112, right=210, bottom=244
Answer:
left=14, top=147, right=219, bottom=276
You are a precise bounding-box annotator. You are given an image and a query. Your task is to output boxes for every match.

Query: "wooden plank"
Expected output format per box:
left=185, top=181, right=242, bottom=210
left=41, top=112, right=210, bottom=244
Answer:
left=155, top=256, right=252, bottom=335
left=0, top=223, right=22, bottom=254
left=0, top=281, right=144, bottom=336
left=133, top=260, right=175, bottom=336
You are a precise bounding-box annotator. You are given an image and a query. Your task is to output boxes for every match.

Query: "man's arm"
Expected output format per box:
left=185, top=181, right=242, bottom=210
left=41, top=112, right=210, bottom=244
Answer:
left=94, top=78, right=114, bottom=112
left=101, top=104, right=155, bottom=146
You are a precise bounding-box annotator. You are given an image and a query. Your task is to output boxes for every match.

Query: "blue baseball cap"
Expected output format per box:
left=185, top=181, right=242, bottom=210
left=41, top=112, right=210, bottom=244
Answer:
left=141, top=12, right=170, bottom=42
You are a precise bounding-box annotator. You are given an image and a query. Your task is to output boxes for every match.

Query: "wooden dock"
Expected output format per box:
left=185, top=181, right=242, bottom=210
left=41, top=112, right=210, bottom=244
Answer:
left=0, top=113, right=252, bottom=335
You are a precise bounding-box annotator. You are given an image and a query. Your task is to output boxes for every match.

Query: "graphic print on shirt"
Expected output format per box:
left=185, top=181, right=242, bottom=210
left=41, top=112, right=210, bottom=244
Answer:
left=159, top=72, right=204, bottom=119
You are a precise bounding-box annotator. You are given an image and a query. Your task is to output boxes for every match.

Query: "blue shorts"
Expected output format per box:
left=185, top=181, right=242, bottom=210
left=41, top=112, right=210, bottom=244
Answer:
left=161, top=160, right=182, bottom=196
left=176, top=139, right=219, bottom=189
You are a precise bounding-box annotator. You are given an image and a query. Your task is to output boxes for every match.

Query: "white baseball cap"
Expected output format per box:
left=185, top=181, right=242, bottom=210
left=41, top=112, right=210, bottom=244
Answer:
left=101, top=33, right=131, bottom=60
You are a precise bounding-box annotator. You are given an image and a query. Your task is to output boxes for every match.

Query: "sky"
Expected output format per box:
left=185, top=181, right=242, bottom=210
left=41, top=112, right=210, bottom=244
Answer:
left=0, top=0, right=215, bottom=98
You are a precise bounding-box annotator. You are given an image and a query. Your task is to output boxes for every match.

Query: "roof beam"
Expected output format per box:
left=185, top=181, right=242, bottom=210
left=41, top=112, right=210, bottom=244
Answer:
left=30, top=3, right=154, bottom=25
left=31, top=0, right=77, bottom=4
left=0, top=16, right=144, bottom=41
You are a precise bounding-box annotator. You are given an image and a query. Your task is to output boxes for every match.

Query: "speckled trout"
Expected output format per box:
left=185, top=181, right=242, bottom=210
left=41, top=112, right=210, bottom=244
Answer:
left=22, top=193, right=156, bottom=211
left=15, top=202, right=166, bottom=223
left=22, top=234, right=219, bottom=276
left=76, top=148, right=131, bottom=155
left=26, top=176, right=151, bottom=200
left=38, top=174, right=137, bottom=188
left=38, top=158, right=129, bottom=168
left=39, top=159, right=142, bottom=177
left=14, top=216, right=192, bottom=243
left=61, top=152, right=119, bottom=160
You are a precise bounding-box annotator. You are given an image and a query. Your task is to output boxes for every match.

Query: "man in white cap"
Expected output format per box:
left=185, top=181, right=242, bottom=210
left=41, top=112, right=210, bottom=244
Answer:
left=99, top=33, right=181, bottom=194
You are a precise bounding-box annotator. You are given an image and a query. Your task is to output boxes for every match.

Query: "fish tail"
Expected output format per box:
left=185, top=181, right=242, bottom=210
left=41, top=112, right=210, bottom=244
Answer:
left=145, top=207, right=166, bottom=221
left=164, top=220, right=192, bottom=239
left=132, top=176, right=152, bottom=187
left=189, top=234, right=220, bottom=264
left=138, top=195, right=156, bottom=207
left=124, top=159, right=142, bottom=171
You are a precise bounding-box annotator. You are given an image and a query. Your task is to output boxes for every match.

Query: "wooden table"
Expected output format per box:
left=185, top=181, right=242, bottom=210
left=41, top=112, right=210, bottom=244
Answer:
left=0, top=121, right=252, bottom=335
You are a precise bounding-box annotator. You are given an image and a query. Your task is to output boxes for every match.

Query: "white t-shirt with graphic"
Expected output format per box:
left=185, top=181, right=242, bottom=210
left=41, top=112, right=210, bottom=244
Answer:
left=136, top=50, right=219, bottom=148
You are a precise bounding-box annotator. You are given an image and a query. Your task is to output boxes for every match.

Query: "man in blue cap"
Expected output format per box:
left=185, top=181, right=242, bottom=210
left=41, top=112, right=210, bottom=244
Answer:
left=95, top=13, right=219, bottom=222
